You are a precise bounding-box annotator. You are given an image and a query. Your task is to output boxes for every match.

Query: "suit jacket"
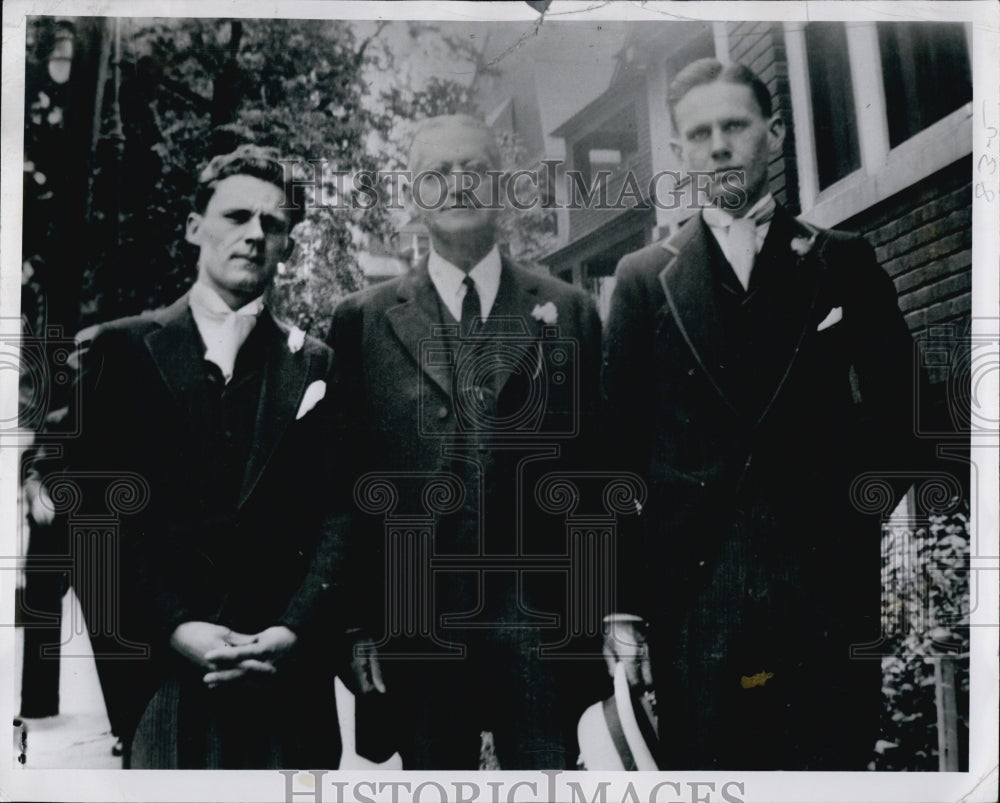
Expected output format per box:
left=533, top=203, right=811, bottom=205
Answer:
left=328, top=256, right=602, bottom=768
left=602, top=206, right=926, bottom=768
left=45, top=293, right=350, bottom=764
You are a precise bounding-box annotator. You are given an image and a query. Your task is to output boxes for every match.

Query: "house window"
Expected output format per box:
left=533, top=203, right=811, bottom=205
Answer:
left=784, top=20, right=972, bottom=226
left=572, top=105, right=639, bottom=186
left=877, top=23, right=972, bottom=149
left=804, top=22, right=861, bottom=190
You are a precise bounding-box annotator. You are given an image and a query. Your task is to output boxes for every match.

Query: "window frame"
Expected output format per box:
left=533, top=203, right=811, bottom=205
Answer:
left=785, top=21, right=973, bottom=228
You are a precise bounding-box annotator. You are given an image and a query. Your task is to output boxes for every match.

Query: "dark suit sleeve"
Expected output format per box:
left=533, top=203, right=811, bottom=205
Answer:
left=841, top=237, right=933, bottom=492
left=278, top=351, right=354, bottom=638
left=600, top=256, right=659, bottom=618
left=278, top=511, right=350, bottom=636
left=322, top=298, right=384, bottom=636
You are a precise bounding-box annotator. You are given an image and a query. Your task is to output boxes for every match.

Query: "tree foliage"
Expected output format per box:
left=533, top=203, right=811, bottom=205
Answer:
left=28, top=17, right=557, bottom=335
left=78, top=18, right=401, bottom=333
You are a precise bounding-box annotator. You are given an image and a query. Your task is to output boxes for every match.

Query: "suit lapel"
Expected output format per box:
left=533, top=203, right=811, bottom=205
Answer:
left=385, top=261, right=454, bottom=399
left=483, top=259, right=542, bottom=395
left=658, top=208, right=830, bottom=425
left=143, top=294, right=214, bottom=444
left=658, top=215, right=736, bottom=414
left=237, top=311, right=312, bottom=508
left=750, top=207, right=828, bottom=428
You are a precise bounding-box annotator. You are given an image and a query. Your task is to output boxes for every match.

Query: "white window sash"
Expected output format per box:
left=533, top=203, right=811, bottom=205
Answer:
left=784, top=21, right=973, bottom=228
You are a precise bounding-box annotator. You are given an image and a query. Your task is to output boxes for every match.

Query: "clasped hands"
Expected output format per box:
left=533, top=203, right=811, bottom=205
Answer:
left=169, top=621, right=298, bottom=688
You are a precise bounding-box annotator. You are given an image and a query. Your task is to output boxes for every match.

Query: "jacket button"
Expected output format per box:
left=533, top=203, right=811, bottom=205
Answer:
left=297, top=549, right=304, bottom=557
left=437, top=406, right=449, bottom=420
left=687, top=368, right=695, bottom=376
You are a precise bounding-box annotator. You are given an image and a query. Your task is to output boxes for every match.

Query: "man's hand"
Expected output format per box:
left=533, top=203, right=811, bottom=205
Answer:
left=202, top=625, right=299, bottom=688
left=603, top=617, right=654, bottom=691
left=341, top=635, right=385, bottom=696
left=169, top=621, right=256, bottom=670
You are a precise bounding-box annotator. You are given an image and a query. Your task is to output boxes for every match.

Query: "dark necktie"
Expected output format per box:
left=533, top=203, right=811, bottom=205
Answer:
left=461, top=275, right=482, bottom=337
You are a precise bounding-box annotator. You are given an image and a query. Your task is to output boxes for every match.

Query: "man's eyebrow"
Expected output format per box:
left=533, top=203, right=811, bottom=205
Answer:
left=218, top=205, right=287, bottom=219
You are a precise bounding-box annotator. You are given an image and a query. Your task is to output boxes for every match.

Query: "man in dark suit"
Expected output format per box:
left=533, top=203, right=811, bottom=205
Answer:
left=35, top=145, right=348, bottom=768
left=328, top=115, right=602, bottom=769
left=601, top=60, right=926, bottom=770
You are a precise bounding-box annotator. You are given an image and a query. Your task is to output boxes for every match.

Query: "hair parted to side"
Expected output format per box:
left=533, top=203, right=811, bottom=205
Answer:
left=408, top=114, right=502, bottom=172
left=193, top=144, right=304, bottom=228
left=667, top=58, right=774, bottom=130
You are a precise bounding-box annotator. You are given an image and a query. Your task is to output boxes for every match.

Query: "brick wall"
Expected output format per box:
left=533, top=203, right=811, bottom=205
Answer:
left=727, top=22, right=800, bottom=215
left=844, top=157, right=972, bottom=379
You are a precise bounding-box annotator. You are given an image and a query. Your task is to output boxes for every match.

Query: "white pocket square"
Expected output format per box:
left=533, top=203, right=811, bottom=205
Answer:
left=816, top=306, right=843, bottom=332
left=296, top=380, right=326, bottom=420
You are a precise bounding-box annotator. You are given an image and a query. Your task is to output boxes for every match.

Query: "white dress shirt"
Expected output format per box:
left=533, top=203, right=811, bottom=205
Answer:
left=427, top=244, right=502, bottom=324
left=188, top=280, right=264, bottom=383
left=702, top=193, right=776, bottom=290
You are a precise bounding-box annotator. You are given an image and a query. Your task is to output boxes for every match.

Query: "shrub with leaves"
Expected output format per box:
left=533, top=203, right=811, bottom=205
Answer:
left=874, top=499, right=970, bottom=770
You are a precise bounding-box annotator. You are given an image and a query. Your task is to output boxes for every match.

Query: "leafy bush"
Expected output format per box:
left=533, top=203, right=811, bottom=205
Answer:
left=874, top=500, right=969, bottom=770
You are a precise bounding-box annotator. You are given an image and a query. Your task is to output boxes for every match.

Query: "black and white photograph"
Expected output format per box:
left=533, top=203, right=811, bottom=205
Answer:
left=1, top=1, right=997, bottom=801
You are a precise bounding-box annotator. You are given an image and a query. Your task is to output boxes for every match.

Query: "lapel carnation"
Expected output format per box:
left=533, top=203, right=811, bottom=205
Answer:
left=287, top=326, right=306, bottom=354
left=790, top=234, right=818, bottom=257
left=531, top=302, right=558, bottom=326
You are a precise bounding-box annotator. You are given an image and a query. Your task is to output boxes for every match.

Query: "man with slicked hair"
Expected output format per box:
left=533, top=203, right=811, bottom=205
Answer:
left=601, top=59, right=927, bottom=769
left=329, top=114, right=602, bottom=769
left=35, top=145, right=350, bottom=768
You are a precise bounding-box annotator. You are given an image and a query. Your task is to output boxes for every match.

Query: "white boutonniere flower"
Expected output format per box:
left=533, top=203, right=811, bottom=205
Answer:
left=287, top=326, right=306, bottom=354
left=296, top=380, right=327, bottom=420
left=790, top=234, right=818, bottom=257
left=531, top=302, right=558, bottom=326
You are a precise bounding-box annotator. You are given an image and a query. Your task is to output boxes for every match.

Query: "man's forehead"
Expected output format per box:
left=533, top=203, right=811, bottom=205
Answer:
left=411, top=124, right=499, bottom=165
left=206, top=174, right=287, bottom=211
left=675, top=81, right=762, bottom=124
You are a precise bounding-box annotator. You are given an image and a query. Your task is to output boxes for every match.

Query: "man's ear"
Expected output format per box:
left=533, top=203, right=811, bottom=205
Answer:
left=767, top=113, right=787, bottom=156
left=184, top=212, right=202, bottom=246
left=669, top=139, right=684, bottom=164
left=401, top=176, right=418, bottom=218
left=283, top=236, right=296, bottom=262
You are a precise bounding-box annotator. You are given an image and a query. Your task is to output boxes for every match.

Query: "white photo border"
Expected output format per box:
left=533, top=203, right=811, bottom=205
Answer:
left=1, top=2, right=997, bottom=801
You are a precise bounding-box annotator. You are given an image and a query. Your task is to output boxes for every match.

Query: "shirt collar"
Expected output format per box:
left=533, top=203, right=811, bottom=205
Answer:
left=189, top=279, right=265, bottom=320
left=427, top=244, right=502, bottom=322
left=702, top=192, right=775, bottom=229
